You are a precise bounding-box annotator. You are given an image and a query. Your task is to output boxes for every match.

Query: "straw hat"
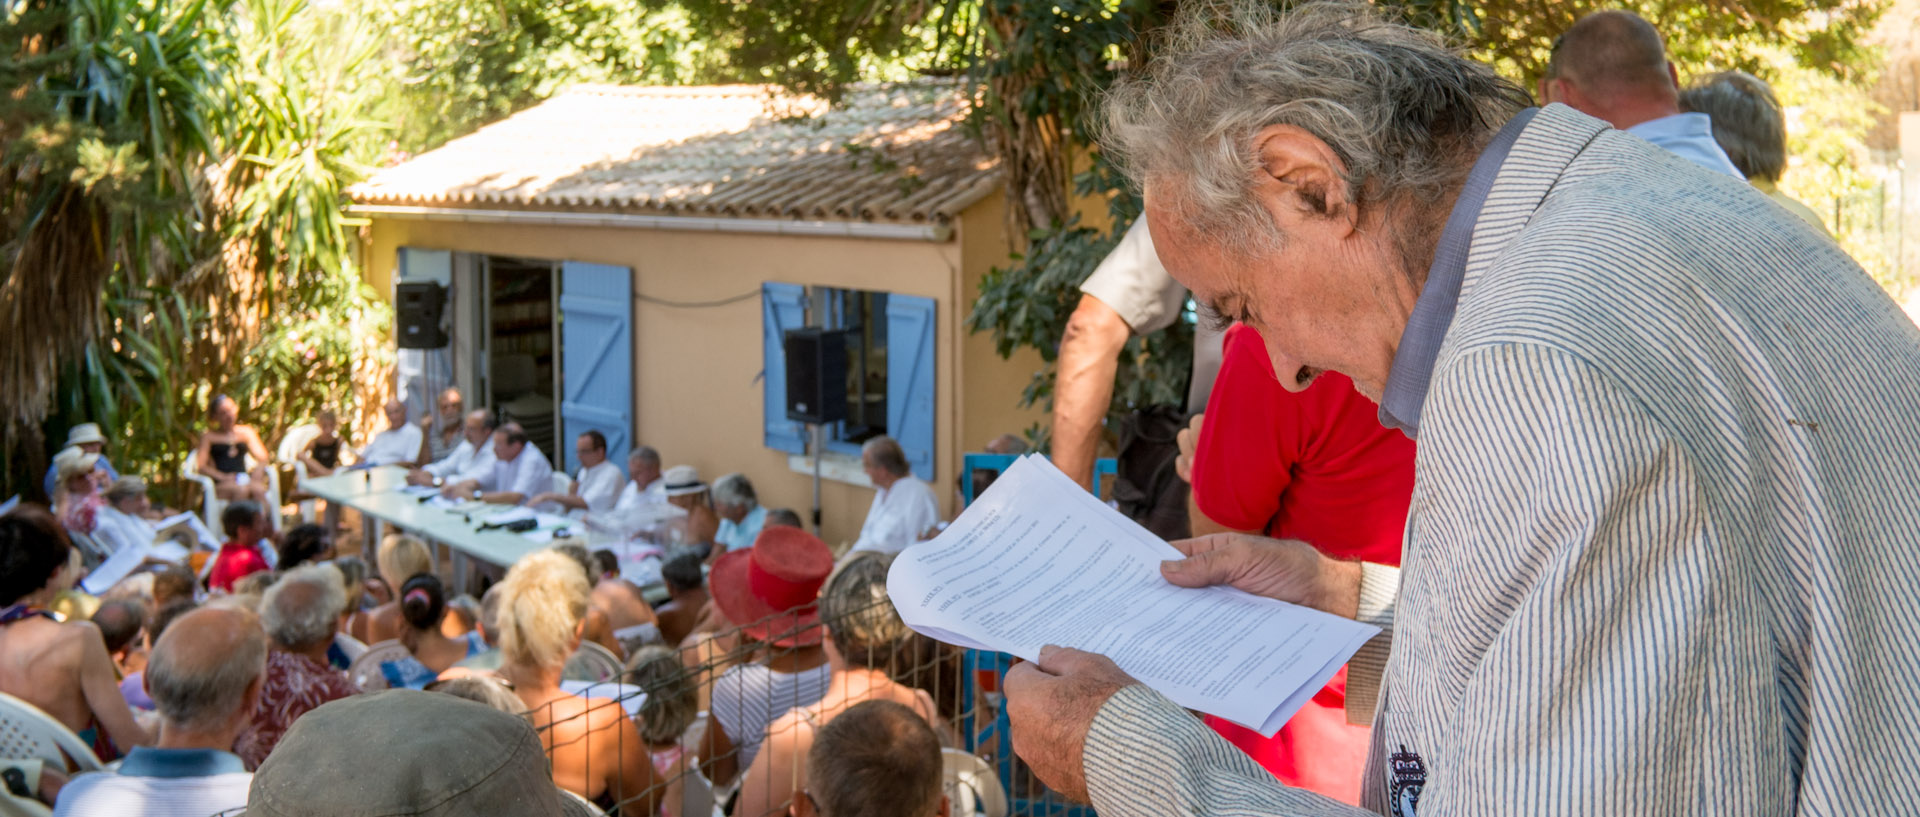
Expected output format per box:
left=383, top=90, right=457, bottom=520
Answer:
left=64, top=423, right=107, bottom=447
left=53, top=447, right=101, bottom=484
left=661, top=465, right=706, bottom=497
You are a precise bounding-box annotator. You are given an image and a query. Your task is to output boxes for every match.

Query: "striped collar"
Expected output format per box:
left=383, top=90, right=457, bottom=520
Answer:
left=1378, top=107, right=1539, bottom=438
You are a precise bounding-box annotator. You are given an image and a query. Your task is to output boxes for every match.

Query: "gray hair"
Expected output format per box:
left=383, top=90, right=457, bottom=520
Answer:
left=861, top=437, right=911, bottom=478
left=103, top=476, right=147, bottom=505
left=1680, top=70, right=1785, bottom=183
left=630, top=446, right=661, bottom=469
left=1100, top=2, right=1529, bottom=255
left=712, top=473, right=758, bottom=509
left=260, top=564, right=348, bottom=650
left=147, top=609, right=268, bottom=730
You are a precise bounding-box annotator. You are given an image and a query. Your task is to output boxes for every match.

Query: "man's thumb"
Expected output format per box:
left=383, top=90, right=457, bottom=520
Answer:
left=1160, top=549, right=1230, bottom=588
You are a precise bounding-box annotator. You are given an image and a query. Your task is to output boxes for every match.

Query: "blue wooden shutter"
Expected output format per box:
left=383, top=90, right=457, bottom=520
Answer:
left=559, top=262, right=633, bottom=473
left=762, top=282, right=808, bottom=454
left=886, top=294, right=937, bottom=481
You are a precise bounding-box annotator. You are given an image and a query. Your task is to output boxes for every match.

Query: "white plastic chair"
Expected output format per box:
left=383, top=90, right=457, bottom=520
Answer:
left=0, top=691, right=103, bottom=772
left=943, top=749, right=1008, bottom=817
left=182, top=447, right=283, bottom=533
left=552, top=471, right=574, bottom=495
left=276, top=423, right=321, bottom=523
left=346, top=639, right=414, bottom=692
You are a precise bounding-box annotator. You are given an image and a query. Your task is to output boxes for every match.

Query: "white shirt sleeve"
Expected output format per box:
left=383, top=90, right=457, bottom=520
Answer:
left=505, top=446, right=554, bottom=499
left=423, top=438, right=474, bottom=479
left=577, top=463, right=624, bottom=513
left=360, top=425, right=424, bottom=466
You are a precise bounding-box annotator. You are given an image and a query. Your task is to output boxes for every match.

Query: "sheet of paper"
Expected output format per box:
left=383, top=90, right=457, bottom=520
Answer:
left=82, top=541, right=152, bottom=595
left=398, top=485, right=439, bottom=498
left=154, top=512, right=220, bottom=550
left=887, top=455, right=1379, bottom=737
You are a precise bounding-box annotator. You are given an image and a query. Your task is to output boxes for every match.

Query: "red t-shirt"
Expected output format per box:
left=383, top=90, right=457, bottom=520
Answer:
left=1189, top=324, right=1416, bottom=805
left=208, top=540, right=270, bottom=592
left=1192, top=324, right=1414, bottom=563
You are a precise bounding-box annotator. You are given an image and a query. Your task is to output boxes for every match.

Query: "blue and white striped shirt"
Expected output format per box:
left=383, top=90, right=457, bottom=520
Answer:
left=1083, top=104, right=1920, bottom=815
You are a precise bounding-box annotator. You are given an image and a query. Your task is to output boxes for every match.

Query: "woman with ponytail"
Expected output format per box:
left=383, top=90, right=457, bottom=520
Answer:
left=376, top=573, right=485, bottom=689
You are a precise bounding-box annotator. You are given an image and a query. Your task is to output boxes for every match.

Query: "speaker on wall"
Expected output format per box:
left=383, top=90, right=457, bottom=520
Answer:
left=395, top=281, right=449, bottom=349
left=785, top=328, right=849, bottom=425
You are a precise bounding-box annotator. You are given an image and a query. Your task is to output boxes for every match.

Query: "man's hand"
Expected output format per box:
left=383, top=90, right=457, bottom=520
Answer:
left=1174, top=413, right=1203, bottom=483
left=1162, top=533, right=1363, bottom=619
left=405, top=468, right=435, bottom=487
left=1004, top=646, right=1139, bottom=803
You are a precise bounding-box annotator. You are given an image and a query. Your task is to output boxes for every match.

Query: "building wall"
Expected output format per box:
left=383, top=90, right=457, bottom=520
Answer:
left=952, top=193, right=1047, bottom=465
left=363, top=213, right=1032, bottom=545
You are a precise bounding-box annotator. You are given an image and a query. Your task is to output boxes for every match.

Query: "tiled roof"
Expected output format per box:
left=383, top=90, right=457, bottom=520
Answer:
left=349, top=81, right=1003, bottom=225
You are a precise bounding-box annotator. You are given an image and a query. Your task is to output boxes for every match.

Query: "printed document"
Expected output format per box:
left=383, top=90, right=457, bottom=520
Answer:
left=887, top=455, right=1379, bottom=736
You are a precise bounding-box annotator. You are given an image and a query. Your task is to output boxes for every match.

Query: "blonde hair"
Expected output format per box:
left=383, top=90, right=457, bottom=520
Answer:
left=376, top=534, right=432, bottom=589
left=493, top=550, right=589, bottom=670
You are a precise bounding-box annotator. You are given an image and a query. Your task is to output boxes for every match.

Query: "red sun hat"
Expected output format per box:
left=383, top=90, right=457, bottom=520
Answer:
left=710, top=525, right=834, bottom=648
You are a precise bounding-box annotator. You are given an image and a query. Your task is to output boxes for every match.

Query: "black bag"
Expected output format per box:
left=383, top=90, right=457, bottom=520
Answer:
left=1110, top=405, right=1190, bottom=541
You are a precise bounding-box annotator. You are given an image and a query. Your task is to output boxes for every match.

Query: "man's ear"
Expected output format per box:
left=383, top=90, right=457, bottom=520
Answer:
left=788, top=789, right=815, bottom=817
left=1665, top=61, right=1680, bottom=90
left=1250, top=123, right=1356, bottom=231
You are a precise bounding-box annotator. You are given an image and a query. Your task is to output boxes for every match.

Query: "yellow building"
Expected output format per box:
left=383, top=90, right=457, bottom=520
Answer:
left=349, top=81, right=1042, bottom=544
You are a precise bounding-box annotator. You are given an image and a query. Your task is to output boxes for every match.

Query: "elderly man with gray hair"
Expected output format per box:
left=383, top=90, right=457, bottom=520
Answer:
left=53, top=607, right=266, bottom=816
left=1680, top=70, right=1831, bottom=235
left=999, top=3, right=1920, bottom=816
left=233, top=564, right=358, bottom=768
left=850, top=436, right=939, bottom=555
left=712, top=472, right=767, bottom=555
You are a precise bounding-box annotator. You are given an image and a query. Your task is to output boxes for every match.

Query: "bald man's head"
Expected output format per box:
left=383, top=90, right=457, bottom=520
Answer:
left=147, top=606, right=268, bottom=731
left=1542, top=10, right=1680, bottom=128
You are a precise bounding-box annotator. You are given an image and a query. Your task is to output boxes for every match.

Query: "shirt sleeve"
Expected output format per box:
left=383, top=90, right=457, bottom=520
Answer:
left=1077, top=218, right=1187, bottom=335
left=509, top=454, right=553, bottom=499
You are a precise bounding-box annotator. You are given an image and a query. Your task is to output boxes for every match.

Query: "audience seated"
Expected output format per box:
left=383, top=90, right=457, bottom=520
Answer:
left=195, top=395, right=271, bottom=504
left=661, top=466, right=719, bottom=554
left=150, top=566, right=195, bottom=610
left=92, top=477, right=188, bottom=559
left=120, top=598, right=197, bottom=712
left=0, top=507, right=150, bottom=758
left=583, top=446, right=676, bottom=543
left=235, top=564, right=358, bottom=768
left=712, top=473, right=766, bottom=556
left=493, top=550, right=661, bottom=812
left=379, top=573, right=486, bottom=689
left=41, top=423, right=119, bottom=502
left=51, top=448, right=107, bottom=536
left=586, top=547, right=662, bottom=654
left=449, top=585, right=505, bottom=673
left=443, top=593, right=480, bottom=638
left=208, top=501, right=273, bottom=593
left=850, top=437, right=939, bottom=555
left=737, top=553, right=940, bottom=817
left=763, top=508, right=804, bottom=530
left=351, top=534, right=431, bottom=643
left=406, top=408, right=498, bottom=488
left=296, top=408, right=346, bottom=478
left=793, top=700, right=949, bottom=817
left=247, top=689, right=579, bottom=817
left=424, top=675, right=523, bottom=715
left=527, top=431, right=625, bottom=516
left=88, top=599, right=146, bottom=677
left=551, top=543, right=630, bottom=659
left=275, top=523, right=332, bottom=570
left=698, top=526, right=835, bottom=788
left=442, top=422, right=552, bottom=505
left=627, top=645, right=697, bottom=817
left=357, top=399, right=423, bottom=468
left=654, top=549, right=709, bottom=648
left=52, top=606, right=263, bottom=817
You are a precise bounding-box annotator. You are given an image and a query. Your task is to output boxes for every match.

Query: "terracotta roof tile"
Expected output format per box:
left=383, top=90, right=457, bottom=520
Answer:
left=349, top=80, right=1002, bottom=225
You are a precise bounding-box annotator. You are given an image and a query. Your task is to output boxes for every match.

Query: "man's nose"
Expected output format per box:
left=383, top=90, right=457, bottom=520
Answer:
left=1264, top=342, right=1316, bottom=394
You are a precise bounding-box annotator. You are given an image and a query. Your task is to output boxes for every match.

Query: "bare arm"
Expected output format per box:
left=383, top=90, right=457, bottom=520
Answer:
left=598, top=704, right=662, bottom=817
left=194, top=435, right=225, bottom=481
left=241, top=427, right=271, bottom=468
left=1051, top=295, right=1132, bottom=490
left=74, top=623, right=151, bottom=750
left=699, top=704, right=741, bottom=788
left=736, top=715, right=809, bottom=817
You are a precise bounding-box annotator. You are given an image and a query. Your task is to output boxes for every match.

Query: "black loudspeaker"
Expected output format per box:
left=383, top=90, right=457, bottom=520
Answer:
left=395, top=282, right=449, bottom=349
left=785, top=328, right=849, bottom=424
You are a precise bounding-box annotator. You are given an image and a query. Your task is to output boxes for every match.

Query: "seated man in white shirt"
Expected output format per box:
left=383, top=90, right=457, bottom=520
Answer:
left=584, top=446, right=678, bottom=542
left=54, top=607, right=264, bottom=817
left=441, top=422, right=553, bottom=505
left=356, top=400, right=424, bottom=467
left=849, top=436, right=940, bottom=555
left=526, top=431, right=624, bottom=517
left=406, top=408, right=498, bottom=487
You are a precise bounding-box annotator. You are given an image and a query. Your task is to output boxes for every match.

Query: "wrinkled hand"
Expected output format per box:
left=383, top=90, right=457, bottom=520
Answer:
left=1004, top=646, right=1139, bottom=803
left=1161, top=533, right=1361, bottom=618
left=1174, top=414, right=1203, bottom=483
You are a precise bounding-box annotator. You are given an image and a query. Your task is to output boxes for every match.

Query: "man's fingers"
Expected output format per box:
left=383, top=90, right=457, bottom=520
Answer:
left=1004, top=660, right=1048, bottom=695
left=1165, top=532, right=1237, bottom=558
left=1160, top=543, right=1239, bottom=588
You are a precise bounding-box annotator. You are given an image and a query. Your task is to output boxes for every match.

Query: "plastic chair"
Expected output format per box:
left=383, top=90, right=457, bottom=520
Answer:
left=562, top=641, right=623, bottom=683
left=552, top=471, right=574, bottom=495
left=0, top=691, right=103, bottom=772
left=345, top=640, right=414, bottom=692
left=276, top=423, right=321, bottom=523
left=943, top=749, right=1008, bottom=817
left=182, top=448, right=283, bottom=533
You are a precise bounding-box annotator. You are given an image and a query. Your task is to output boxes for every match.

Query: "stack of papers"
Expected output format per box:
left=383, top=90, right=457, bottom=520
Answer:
left=886, top=455, right=1378, bottom=737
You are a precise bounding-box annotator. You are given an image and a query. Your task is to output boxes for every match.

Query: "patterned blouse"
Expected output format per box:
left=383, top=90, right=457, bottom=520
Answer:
left=234, top=650, right=359, bottom=769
